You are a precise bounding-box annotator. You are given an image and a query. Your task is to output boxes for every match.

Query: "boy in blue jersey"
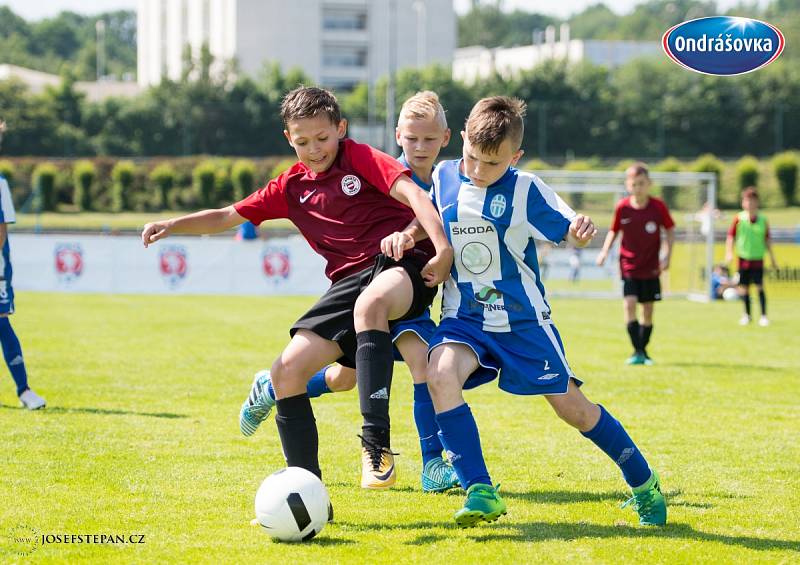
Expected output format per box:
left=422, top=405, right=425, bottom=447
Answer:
left=391, top=97, right=666, bottom=527
left=0, top=171, right=46, bottom=409
left=239, top=92, right=459, bottom=492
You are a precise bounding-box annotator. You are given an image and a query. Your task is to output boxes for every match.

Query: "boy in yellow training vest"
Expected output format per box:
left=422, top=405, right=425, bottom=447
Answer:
left=725, top=187, right=778, bottom=326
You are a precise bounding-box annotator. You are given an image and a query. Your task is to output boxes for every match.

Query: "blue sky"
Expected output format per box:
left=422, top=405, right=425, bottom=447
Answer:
left=1, top=0, right=770, bottom=21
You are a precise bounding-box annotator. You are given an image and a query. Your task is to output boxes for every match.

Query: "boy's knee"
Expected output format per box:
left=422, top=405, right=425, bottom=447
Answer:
left=353, top=292, right=390, bottom=329
left=270, top=357, right=304, bottom=387
left=425, top=363, right=454, bottom=398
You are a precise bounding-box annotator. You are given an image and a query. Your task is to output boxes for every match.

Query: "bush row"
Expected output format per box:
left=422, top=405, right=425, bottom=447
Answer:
left=0, top=153, right=796, bottom=213
left=0, top=156, right=294, bottom=213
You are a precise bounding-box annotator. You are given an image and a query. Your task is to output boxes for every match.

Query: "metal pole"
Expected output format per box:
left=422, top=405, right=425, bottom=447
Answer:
left=413, top=0, right=426, bottom=68
left=705, top=176, right=716, bottom=301
left=96, top=19, right=106, bottom=80
left=385, top=0, right=397, bottom=155
left=367, top=2, right=375, bottom=145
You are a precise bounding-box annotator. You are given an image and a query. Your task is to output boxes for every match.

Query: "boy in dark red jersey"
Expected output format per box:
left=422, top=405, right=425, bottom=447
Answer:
left=596, top=163, right=675, bottom=365
left=725, top=187, right=778, bottom=326
left=142, top=87, right=453, bottom=486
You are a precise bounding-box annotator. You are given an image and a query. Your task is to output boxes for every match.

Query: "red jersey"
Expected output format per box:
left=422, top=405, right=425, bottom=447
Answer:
left=727, top=214, right=770, bottom=269
left=234, top=139, right=435, bottom=283
left=611, top=196, right=675, bottom=279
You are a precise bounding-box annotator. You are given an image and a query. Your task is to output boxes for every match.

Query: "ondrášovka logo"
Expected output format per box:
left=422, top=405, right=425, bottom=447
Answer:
left=54, top=243, right=83, bottom=284
left=159, top=245, right=188, bottom=288
left=262, top=246, right=291, bottom=284
left=663, top=16, right=784, bottom=76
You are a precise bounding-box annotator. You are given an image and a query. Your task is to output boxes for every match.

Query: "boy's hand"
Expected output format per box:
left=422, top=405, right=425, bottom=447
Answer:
left=659, top=258, right=671, bottom=273
left=141, top=220, right=172, bottom=248
left=421, top=247, right=453, bottom=287
left=724, top=252, right=733, bottom=264
left=569, top=215, right=597, bottom=248
left=380, top=231, right=415, bottom=261
left=595, top=249, right=608, bottom=266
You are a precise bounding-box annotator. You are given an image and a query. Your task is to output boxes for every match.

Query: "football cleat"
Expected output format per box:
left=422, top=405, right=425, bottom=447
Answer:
left=421, top=456, right=460, bottom=493
left=758, top=316, right=770, bottom=327
left=19, top=388, right=46, bottom=410
left=239, top=369, right=275, bottom=437
left=359, top=434, right=397, bottom=489
left=454, top=483, right=506, bottom=527
left=625, top=352, right=645, bottom=365
left=621, top=470, right=667, bottom=526
left=739, top=314, right=751, bottom=325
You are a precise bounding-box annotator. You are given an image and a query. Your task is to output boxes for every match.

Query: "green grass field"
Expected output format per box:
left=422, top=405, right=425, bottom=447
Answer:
left=1, top=290, right=799, bottom=563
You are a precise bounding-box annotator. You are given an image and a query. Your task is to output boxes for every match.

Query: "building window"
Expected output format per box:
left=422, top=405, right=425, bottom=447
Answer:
left=321, top=77, right=359, bottom=91
left=323, top=9, right=367, bottom=30
left=323, top=46, right=367, bottom=68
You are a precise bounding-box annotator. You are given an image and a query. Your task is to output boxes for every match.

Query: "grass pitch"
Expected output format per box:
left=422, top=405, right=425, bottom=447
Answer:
left=1, top=290, right=799, bottom=564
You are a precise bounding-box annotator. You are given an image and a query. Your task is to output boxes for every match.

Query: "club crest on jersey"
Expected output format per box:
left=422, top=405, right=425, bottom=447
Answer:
left=54, top=243, right=83, bottom=284
left=159, top=244, right=188, bottom=288
left=341, top=175, right=361, bottom=196
left=262, top=245, right=291, bottom=283
left=645, top=221, right=658, bottom=234
left=489, top=194, right=507, bottom=218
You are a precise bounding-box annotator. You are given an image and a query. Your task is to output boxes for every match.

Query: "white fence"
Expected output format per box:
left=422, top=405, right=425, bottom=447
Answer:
left=12, top=234, right=330, bottom=295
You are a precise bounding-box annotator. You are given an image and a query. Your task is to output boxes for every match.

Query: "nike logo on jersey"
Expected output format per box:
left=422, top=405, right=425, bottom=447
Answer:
left=620, top=218, right=632, bottom=224
left=299, top=189, right=317, bottom=203
left=538, top=373, right=560, bottom=380
left=370, top=387, right=389, bottom=400
left=440, top=203, right=455, bottom=214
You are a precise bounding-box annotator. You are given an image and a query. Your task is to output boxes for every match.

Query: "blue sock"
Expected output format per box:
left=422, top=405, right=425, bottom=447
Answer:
left=0, top=317, right=28, bottom=396
left=264, top=367, right=331, bottom=400
left=581, top=404, right=651, bottom=489
left=306, top=366, right=332, bottom=398
left=413, top=383, right=443, bottom=465
left=435, top=403, right=491, bottom=489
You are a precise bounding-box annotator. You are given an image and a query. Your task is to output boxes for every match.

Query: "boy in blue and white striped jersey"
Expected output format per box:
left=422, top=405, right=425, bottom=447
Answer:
left=388, top=97, right=666, bottom=528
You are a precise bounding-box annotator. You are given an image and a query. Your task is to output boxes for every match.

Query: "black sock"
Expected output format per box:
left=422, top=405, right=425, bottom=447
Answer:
left=356, top=329, right=393, bottom=447
left=626, top=321, right=641, bottom=353
left=275, top=393, right=321, bottom=478
left=758, top=290, right=766, bottom=316
left=639, top=324, right=653, bottom=355
left=742, top=292, right=751, bottom=316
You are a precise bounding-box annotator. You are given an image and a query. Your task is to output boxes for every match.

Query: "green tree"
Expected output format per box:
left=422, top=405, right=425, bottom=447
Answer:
left=111, top=160, right=136, bottom=212
left=72, top=160, right=96, bottom=211
left=772, top=151, right=798, bottom=205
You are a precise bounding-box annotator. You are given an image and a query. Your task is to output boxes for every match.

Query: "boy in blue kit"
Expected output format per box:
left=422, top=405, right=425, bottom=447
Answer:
left=0, top=170, right=46, bottom=409
left=395, top=97, right=666, bottom=527
left=240, top=92, right=459, bottom=492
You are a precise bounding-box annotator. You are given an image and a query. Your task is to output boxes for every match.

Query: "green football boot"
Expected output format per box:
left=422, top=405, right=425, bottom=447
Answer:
left=625, top=352, right=646, bottom=365
left=421, top=456, right=460, bottom=493
left=621, top=470, right=667, bottom=526
left=453, top=483, right=506, bottom=527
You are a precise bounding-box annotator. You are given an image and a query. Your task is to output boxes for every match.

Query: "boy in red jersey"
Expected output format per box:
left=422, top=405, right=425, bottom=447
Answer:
left=724, top=187, right=778, bottom=326
left=596, top=163, right=675, bottom=365
left=142, top=87, right=453, bottom=487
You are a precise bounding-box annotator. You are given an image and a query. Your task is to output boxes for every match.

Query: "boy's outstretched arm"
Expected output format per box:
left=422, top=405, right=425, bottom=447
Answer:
left=141, top=205, right=246, bottom=248
left=389, top=176, right=453, bottom=285
left=595, top=228, right=618, bottom=266
left=567, top=214, right=597, bottom=249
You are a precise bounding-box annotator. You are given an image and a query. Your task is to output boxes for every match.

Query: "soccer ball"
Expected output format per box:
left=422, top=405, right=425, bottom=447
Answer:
left=254, top=467, right=330, bottom=542
left=722, top=287, right=739, bottom=301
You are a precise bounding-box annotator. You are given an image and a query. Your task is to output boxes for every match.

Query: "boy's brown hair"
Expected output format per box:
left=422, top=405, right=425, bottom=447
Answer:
left=626, top=162, right=650, bottom=178
left=465, top=96, right=526, bottom=153
left=742, top=186, right=759, bottom=200
left=280, top=86, right=341, bottom=127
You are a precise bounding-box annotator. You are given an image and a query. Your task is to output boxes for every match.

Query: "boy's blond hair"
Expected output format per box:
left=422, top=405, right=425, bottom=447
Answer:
left=465, top=96, right=526, bottom=153
left=398, top=91, right=447, bottom=129
left=626, top=162, right=650, bottom=178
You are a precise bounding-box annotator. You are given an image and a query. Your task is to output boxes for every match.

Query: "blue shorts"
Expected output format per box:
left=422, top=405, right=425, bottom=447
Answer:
left=390, top=308, right=436, bottom=362
left=0, top=279, right=14, bottom=315
left=428, top=317, right=582, bottom=396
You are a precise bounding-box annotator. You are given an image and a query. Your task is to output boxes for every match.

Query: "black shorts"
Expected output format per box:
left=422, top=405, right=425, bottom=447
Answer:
left=622, top=277, right=662, bottom=303
left=738, top=268, right=764, bottom=286
left=290, top=253, right=438, bottom=368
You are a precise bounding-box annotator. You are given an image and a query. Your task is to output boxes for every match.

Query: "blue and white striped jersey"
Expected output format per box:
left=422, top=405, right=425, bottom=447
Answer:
left=0, top=176, right=16, bottom=284
left=431, top=160, right=575, bottom=332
